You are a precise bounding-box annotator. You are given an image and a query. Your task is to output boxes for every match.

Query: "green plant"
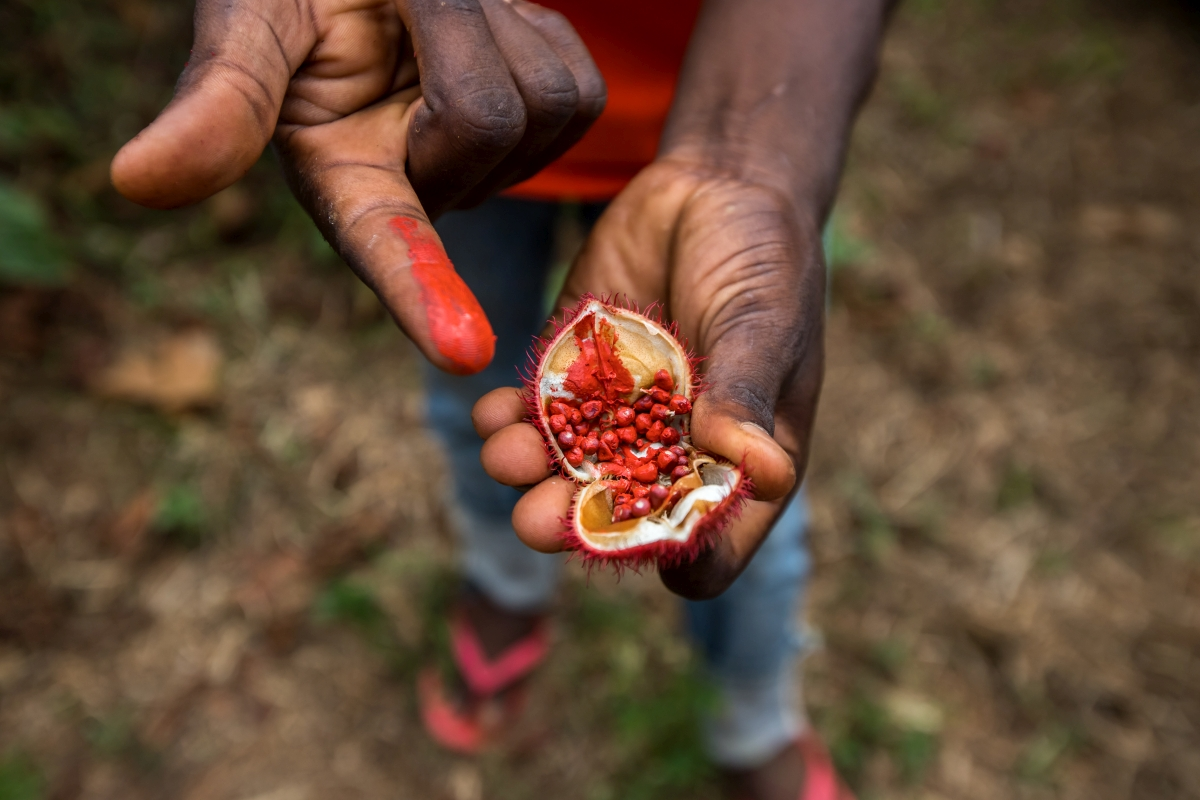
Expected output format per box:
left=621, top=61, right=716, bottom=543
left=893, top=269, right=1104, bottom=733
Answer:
left=610, top=667, right=719, bottom=800
left=0, top=754, right=43, bottom=800
left=824, top=211, right=874, bottom=273
left=0, top=182, right=69, bottom=286
left=154, top=483, right=209, bottom=548
left=996, top=463, right=1037, bottom=511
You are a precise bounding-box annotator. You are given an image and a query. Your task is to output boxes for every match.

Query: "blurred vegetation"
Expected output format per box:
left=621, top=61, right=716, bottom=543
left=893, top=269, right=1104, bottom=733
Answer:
left=0, top=0, right=331, bottom=299
left=0, top=754, right=42, bottom=800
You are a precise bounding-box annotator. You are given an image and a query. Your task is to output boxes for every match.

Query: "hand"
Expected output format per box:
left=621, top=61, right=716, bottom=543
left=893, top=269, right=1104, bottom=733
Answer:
left=471, top=156, right=826, bottom=599
left=110, top=0, right=604, bottom=374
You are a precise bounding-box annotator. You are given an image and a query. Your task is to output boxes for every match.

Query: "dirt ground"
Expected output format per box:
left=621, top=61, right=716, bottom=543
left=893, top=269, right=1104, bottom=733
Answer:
left=1, top=1, right=1198, bottom=798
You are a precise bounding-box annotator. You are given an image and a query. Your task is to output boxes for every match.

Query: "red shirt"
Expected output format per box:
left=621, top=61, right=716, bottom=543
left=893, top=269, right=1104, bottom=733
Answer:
left=505, top=1, right=703, bottom=202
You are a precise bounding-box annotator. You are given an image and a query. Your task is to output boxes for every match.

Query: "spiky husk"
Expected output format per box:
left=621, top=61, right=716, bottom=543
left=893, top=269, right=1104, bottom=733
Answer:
left=521, top=294, right=749, bottom=572
left=520, top=293, right=706, bottom=481
left=559, top=461, right=754, bottom=575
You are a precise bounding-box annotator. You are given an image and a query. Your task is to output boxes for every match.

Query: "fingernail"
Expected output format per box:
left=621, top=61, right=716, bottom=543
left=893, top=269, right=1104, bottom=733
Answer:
left=738, top=421, right=775, bottom=442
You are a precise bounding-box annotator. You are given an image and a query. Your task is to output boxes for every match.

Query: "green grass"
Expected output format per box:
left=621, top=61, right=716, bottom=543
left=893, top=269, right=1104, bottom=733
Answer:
left=1016, top=724, right=1080, bottom=784
left=313, top=579, right=389, bottom=632
left=153, top=483, right=209, bottom=549
left=0, top=754, right=43, bottom=800
left=0, top=181, right=70, bottom=286
left=996, top=463, right=1038, bottom=512
left=608, top=667, right=719, bottom=800
left=825, top=688, right=942, bottom=790
left=837, top=472, right=896, bottom=564
left=824, top=211, right=874, bottom=274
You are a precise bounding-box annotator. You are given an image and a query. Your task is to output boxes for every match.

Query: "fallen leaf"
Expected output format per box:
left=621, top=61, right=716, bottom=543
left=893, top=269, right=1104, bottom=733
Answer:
left=93, top=328, right=223, bottom=411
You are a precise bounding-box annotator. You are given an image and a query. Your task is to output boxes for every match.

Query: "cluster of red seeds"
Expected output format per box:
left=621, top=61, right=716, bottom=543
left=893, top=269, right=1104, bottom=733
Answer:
left=547, top=368, right=695, bottom=523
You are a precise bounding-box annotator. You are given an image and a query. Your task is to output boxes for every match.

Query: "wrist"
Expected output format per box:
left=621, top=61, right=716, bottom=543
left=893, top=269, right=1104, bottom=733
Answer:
left=660, top=0, right=893, bottom=229
left=655, top=135, right=826, bottom=233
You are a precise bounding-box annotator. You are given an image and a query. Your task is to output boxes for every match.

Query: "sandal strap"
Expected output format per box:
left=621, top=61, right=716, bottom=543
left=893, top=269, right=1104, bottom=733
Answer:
left=451, top=613, right=550, bottom=697
left=797, top=735, right=851, bottom=800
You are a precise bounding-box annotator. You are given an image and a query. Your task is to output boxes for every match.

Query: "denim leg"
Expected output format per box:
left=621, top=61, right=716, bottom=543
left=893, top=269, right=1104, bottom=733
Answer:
left=686, top=491, right=813, bottom=767
left=424, top=197, right=562, bottom=612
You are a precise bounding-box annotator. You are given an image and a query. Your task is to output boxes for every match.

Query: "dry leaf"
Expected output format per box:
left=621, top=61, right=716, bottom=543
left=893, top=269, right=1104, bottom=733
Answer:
left=93, top=328, right=222, bottom=411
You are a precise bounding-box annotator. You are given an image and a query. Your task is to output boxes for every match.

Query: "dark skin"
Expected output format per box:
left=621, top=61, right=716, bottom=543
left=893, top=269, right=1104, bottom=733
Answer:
left=111, top=1, right=894, bottom=795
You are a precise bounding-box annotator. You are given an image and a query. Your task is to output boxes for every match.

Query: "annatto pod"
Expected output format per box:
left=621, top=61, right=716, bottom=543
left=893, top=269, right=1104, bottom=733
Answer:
left=526, top=295, right=749, bottom=570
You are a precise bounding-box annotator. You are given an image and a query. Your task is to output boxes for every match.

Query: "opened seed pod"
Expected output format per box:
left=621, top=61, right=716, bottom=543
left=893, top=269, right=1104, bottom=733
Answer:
left=526, top=296, right=749, bottom=569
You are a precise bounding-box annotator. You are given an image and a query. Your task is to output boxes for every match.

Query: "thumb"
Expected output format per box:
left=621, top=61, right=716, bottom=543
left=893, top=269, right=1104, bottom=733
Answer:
left=690, top=311, right=824, bottom=502
left=111, top=0, right=312, bottom=208
left=691, top=380, right=797, bottom=504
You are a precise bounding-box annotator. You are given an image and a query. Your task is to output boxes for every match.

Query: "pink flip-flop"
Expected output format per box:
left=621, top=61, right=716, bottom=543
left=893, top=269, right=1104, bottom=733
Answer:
left=794, top=734, right=856, bottom=800
left=418, top=611, right=551, bottom=754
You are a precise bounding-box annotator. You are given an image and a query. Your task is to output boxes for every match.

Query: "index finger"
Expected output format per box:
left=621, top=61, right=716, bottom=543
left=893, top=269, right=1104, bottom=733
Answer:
left=277, top=95, right=495, bottom=374
left=472, top=387, right=528, bottom=438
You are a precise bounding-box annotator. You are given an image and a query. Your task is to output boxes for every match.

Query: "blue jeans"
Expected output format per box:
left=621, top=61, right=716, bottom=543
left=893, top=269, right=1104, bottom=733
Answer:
left=424, top=197, right=811, bottom=767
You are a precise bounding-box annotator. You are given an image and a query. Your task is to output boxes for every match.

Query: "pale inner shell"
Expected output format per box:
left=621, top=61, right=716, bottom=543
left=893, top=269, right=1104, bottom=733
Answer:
left=573, top=462, right=742, bottom=552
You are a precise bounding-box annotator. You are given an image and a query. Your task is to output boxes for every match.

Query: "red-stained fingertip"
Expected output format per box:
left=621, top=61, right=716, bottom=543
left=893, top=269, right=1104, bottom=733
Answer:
left=390, top=216, right=496, bottom=374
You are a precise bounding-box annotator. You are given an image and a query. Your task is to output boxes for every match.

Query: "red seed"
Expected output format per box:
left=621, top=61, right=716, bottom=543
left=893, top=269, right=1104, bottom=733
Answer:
left=631, top=483, right=651, bottom=499
left=558, top=430, right=577, bottom=448
left=599, top=463, right=630, bottom=478
left=632, top=462, right=659, bottom=483
left=659, top=426, right=680, bottom=446
left=634, top=413, right=652, bottom=433
left=646, top=420, right=664, bottom=443
left=612, top=505, right=632, bottom=523
left=568, top=408, right=583, bottom=425
left=549, top=414, right=567, bottom=434
left=581, top=400, right=604, bottom=420
left=668, top=445, right=686, bottom=458
left=632, top=498, right=651, bottom=517
left=636, top=438, right=648, bottom=449
left=617, top=426, right=638, bottom=444
left=653, top=369, right=674, bottom=391
left=601, top=430, right=620, bottom=449
left=614, top=406, right=635, bottom=427
left=574, top=423, right=589, bottom=436
left=565, top=446, right=584, bottom=467
left=550, top=402, right=571, bottom=418
left=615, top=493, right=633, bottom=506
left=597, top=442, right=616, bottom=461
left=582, top=435, right=600, bottom=455
left=633, top=395, right=654, bottom=412
left=650, top=403, right=670, bottom=421
left=656, top=449, right=677, bottom=470
left=671, top=464, right=691, bottom=481
left=668, top=394, right=692, bottom=414
left=649, top=484, right=670, bottom=508
left=649, top=387, right=671, bottom=405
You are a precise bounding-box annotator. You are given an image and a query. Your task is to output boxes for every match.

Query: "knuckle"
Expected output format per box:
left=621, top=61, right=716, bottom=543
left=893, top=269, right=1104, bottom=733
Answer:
left=574, top=74, right=607, bottom=122
left=522, top=65, right=578, bottom=128
left=441, top=82, right=527, bottom=153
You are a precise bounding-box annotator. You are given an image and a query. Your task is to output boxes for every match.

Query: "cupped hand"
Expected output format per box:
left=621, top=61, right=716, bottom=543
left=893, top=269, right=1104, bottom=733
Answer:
left=110, top=0, right=604, bottom=374
left=473, top=157, right=826, bottom=599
